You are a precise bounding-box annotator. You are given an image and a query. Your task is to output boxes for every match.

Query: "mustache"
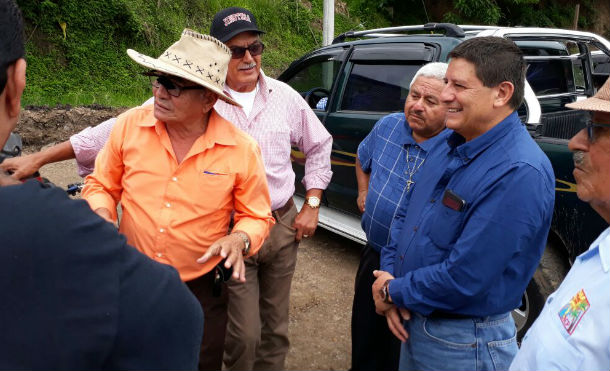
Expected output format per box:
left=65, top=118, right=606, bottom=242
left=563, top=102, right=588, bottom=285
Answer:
left=408, top=111, right=424, bottom=120
left=239, top=62, right=256, bottom=70
left=573, top=150, right=585, bottom=166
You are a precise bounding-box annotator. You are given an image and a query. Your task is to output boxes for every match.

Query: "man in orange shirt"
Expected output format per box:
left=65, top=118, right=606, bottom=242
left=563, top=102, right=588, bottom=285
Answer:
left=82, top=29, right=274, bottom=371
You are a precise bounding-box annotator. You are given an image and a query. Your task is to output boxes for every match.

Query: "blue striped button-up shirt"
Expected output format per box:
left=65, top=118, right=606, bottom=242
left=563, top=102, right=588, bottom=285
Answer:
left=358, top=113, right=449, bottom=253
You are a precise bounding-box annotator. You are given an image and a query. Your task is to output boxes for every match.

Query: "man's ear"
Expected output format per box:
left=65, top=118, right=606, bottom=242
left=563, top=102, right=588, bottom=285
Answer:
left=201, top=90, right=219, bottom=113
left=493, top=81, right=514, bottom=108
left=4, top=58, right=27, bottom=119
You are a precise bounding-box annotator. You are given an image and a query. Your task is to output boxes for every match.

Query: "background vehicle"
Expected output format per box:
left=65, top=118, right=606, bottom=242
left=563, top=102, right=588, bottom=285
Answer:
left=0, top=133, right=22, bottom=164
left=279, top=23, right=610, bottom=339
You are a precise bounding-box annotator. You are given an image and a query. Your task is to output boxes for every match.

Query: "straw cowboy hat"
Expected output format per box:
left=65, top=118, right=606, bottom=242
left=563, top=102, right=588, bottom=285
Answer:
left=566, top=77, right=610, bottom=113
left=127, top=28, right=240, bottom=106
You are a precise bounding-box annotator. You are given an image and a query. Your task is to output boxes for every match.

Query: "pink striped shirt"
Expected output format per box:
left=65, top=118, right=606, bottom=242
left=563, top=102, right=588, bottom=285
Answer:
left=213, top=71, right=332, bottom=210
left=70, top=117, right=116, bottom=177
left=70, top=73, right=332, bottom=210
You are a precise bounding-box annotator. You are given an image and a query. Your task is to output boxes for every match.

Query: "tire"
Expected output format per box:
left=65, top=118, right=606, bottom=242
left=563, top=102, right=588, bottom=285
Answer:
left=512, top=243, right=568, bottom=341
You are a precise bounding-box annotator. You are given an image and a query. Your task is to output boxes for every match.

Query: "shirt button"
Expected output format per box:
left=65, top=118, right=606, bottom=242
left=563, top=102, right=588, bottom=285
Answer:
left=156, top=253, right=163, bottom=258
left=165, top=203, right=171, bottom=208
left=400, top=255, right=404, bottom=260
left=172, top=177, right=178, bottom=182
left=413, top=226, right=419, bottom=232
left=159, top=228, right=165, bottom=233
left=408, top=158, right=414, bottom=162
left=430, top=199, right=436, bottom=203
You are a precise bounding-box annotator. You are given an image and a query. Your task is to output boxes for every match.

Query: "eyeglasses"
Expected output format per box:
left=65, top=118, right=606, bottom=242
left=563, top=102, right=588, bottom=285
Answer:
left=229, top=41, right=265, bottom=59
left=584, top=120, right=610, bottom=143
left=146, top=73, right=205, bottom=97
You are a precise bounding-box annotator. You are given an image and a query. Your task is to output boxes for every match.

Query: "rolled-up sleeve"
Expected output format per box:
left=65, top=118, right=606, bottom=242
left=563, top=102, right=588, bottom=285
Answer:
left=70, top=97, right=154, bottom=177
left=232, top=142, right=275, bottom=256
left=295, top=103, right=333, bottom=191
left=70, top=117, right=116, bottom=177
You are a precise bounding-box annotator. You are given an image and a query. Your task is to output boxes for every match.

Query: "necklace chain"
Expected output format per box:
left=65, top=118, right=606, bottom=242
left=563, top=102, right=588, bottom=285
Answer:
left=406, top=146, right=425, bottom=191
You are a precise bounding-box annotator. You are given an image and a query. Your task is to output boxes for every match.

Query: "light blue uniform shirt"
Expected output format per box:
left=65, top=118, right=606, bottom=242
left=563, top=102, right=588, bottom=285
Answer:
left=510, top=227, right=610, bottom=371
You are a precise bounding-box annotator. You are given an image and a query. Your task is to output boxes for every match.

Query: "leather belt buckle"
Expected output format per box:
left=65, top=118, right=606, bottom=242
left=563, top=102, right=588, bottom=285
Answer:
left=273, top=198, right=294, bottom=220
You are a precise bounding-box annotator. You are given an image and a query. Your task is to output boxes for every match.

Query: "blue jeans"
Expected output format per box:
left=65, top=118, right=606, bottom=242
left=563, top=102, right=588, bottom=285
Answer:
left=399, top=312, right=517, bottom=371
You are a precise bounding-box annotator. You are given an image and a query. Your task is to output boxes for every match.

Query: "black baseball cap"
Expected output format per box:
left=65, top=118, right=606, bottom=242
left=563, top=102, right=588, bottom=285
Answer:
left=210, top=7, right=265, bottom=43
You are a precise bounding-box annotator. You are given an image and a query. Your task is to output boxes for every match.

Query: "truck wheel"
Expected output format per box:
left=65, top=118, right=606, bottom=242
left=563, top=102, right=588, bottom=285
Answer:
left=512, top=244, right=568, bottom=341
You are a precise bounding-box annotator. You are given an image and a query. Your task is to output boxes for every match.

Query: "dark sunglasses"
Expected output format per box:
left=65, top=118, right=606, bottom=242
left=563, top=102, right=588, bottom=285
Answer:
left=584, top=120, right=610, bottom=143
left=229, top=41, right=265, bottom=59
left=143, top=72, right=205, bottom=97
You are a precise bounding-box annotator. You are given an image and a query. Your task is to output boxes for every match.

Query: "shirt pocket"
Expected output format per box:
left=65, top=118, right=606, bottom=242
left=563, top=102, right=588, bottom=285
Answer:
left=422, top=204, right=466, bottom=265
left=429, top=203, right=466, bottom=247
left=196, top=171, right=235, bottom=211
left=513, top=312, right=584, bottom=370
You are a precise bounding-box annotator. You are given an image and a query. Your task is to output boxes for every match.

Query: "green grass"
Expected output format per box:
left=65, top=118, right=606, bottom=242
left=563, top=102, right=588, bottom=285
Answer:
left=17, top=0, right=387, bottom=107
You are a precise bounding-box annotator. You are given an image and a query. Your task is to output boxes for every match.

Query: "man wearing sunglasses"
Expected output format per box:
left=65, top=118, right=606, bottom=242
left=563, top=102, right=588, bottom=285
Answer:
left=207, top=7, right=333, bottom=371
left=81, top=29, right=274, bottom=371
left=1, top=8, right=332, bottom=370
left=510, top=78, right=610, bottom=370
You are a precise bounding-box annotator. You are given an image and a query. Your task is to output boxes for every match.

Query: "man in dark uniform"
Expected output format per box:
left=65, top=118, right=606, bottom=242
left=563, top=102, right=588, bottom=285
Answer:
left=0, top=1, right=203, bottom=369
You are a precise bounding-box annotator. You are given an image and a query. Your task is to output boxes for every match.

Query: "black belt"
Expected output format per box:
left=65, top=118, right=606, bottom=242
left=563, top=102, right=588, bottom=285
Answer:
left=428, top=311, right=471, bottom=319
left=273, top=198, right=294, bottom=219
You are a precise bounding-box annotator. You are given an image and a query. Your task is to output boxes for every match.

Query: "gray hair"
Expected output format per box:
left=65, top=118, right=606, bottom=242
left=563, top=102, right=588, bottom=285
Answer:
left=409, top=62, right=448, bottom=88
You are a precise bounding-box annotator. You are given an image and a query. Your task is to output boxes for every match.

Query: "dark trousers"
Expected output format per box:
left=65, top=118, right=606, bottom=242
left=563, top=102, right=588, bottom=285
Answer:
left=351, top=244, right=401, bottom=371
left=186, top=269, right=228, bottom=371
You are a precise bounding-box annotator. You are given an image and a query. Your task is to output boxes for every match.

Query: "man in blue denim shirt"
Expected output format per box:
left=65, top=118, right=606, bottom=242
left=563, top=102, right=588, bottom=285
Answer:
left=373, top=37, right=555, bottom=371
left=352, top=63, right=450, bottom=370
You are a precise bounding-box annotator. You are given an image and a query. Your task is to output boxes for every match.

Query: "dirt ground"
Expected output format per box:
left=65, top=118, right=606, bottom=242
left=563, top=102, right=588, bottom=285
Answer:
left=16, top=106, right=362, bottom=371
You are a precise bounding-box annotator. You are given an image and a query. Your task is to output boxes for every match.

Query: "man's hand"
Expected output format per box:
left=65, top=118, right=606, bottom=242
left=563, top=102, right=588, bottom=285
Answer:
left=292, top=204, right=319, bottom=241
left=197, top=233, right=247, bottom=282
left=0, top=153, right=43, bottom=180
left=372, top=270, right=411, bottom=342
left=384, top=306, right=411, bottom=342
left=357, top=189, right=367, bottom=213
left=372, top=270, right=395, bottom=314
left=0, top=170, right=20, bottom=186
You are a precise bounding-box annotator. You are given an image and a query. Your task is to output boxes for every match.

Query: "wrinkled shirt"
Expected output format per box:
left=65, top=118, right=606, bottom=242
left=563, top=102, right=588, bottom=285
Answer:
left=70, top=117, right=116, bottom=177
left=70, top=97, right=155, bottom=177
left=71, top=74, right=333, bottom=210
left=384, top=112, right=556, bottom=317
left=510, top=227, right=610, bottom=371
left=82, top=105, right=274, bottom=281
left=215, top=71, right=333, bottom=210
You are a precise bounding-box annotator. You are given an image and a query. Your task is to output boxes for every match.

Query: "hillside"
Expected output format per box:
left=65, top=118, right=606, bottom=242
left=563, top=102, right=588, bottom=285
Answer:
left=17, top=0, right=388, bottom=107
left=16, top=0, right=609, bottom=108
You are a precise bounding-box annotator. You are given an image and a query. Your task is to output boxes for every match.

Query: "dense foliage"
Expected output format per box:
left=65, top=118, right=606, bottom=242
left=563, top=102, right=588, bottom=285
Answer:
left=357, top=0, right=604, bottom=30
left=16, top=0, right=608, bottom=107
left=17, top=0, right=379, bottom=106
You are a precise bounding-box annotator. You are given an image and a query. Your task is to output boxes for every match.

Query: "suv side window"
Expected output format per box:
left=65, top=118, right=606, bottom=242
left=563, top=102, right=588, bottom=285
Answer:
left=340, top=63, right=422, bottom=112
left=284, top=54, right=343, bottom=110
left=517, top=40, right=592, bottom=139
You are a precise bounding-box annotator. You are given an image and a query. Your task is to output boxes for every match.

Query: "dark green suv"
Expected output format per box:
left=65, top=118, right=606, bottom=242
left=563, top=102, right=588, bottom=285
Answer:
left=278, top=23, right=610, bottom=339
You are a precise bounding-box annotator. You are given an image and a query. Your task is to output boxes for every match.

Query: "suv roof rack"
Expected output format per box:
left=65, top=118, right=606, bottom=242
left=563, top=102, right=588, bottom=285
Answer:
left=332, top=23, right=465, bottom=44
